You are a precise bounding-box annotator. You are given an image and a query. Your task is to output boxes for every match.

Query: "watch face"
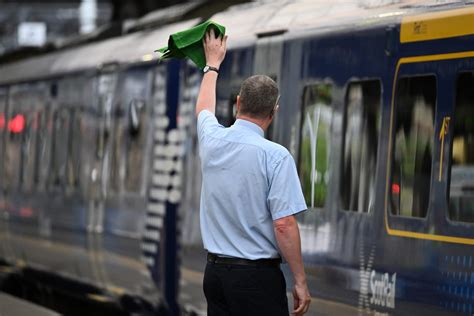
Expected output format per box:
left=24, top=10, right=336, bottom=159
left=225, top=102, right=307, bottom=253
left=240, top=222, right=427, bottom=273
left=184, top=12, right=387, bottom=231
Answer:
left=203, top=66, right=210, bottom=73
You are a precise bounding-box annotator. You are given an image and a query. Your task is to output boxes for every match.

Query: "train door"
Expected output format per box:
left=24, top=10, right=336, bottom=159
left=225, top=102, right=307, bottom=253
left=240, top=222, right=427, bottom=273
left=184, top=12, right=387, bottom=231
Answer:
left=101, top=64, right=155, bottom=294
left=85, top=66, right=119, bottom=290
left=105, top=65, right=152, bottom=236
left=88, top=67, right=118, bottom=234
left=253, top=32, right=284, bottom=140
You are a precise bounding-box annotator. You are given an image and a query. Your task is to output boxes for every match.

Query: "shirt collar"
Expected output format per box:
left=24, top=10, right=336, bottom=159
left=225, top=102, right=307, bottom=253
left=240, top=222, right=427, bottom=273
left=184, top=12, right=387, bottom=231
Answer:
left=233, top=119, right=264, bottom=137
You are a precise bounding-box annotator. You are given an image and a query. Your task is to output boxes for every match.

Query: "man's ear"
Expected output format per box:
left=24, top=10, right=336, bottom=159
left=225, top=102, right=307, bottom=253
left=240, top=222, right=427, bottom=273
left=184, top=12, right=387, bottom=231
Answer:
left=269, top=104, right=279, bottom=119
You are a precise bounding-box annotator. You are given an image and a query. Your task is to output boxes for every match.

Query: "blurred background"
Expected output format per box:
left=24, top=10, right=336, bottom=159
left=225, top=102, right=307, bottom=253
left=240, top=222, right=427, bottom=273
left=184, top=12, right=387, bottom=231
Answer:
left=0, top=0, right=249, bottom=63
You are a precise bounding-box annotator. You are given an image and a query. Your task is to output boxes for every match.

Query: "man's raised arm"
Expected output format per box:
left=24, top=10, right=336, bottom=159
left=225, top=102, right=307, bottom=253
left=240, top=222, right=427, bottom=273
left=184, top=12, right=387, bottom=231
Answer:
left=195, top=28, right=228, bottom=117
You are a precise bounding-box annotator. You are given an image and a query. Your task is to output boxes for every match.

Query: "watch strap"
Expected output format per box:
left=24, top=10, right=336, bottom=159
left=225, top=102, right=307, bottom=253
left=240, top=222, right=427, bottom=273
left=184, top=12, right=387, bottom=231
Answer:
left=204, top=65, right=219, bottom=74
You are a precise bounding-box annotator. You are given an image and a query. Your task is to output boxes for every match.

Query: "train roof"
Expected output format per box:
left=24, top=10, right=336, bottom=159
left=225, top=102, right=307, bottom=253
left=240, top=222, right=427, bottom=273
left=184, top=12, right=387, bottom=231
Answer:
left=0, top=19, right=199, bottom=86
left=0, top=0, right=473, bottom=86
left=214, top=0, right=474, bottom=41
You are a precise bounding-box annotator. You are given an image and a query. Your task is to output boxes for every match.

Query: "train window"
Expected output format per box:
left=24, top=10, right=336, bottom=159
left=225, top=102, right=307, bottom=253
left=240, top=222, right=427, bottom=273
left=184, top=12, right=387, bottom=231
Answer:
left=298, top=83, right=333, bottom=209
left=22, top=111, right=41, bottom=192
left=449, top=72, right=474, bottom=223
left=5, top=111, right=24, bottom=190
left=216, top=91, right=238, bottom=128
left=341, top=81, right=381, bottom=213
left=33, top=110, right=45, bottom=186
left=50, top=108, right=70, bottom=187
left=390, top=75, right=436, bottom=218
left=34, top=95, right=54, bottom=190
left=4, top=89, right=28, bottom=191
left=66, top=108, right=82, bottom=188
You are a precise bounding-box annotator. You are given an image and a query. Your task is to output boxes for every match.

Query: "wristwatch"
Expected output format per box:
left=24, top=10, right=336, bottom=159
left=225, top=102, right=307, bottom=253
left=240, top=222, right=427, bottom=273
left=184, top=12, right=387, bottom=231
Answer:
left=203, top=65, right=219, bottom=74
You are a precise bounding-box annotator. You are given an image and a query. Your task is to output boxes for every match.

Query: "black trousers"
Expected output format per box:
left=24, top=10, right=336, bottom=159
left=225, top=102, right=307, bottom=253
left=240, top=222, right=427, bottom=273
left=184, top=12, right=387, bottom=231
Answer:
left=203, top=261, right=289, bottom=316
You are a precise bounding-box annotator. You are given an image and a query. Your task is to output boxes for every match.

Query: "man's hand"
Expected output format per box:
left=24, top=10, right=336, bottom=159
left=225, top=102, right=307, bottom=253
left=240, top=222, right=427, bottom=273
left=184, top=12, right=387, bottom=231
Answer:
left=292, top=281, right=311, bottom=315
left=203, top=27, right=227, bottom=69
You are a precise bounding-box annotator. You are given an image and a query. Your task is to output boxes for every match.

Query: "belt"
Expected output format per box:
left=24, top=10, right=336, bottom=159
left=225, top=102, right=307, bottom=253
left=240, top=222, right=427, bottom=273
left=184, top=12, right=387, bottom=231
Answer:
left=207, top=252, right=281, bottom=267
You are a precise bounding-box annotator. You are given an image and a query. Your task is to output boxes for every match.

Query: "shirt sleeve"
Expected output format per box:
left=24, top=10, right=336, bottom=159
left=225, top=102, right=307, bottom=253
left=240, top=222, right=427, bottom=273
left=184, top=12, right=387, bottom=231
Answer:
left=197, top=110, right=222, bottom=144
left=268, top=154, right=308, bottom=220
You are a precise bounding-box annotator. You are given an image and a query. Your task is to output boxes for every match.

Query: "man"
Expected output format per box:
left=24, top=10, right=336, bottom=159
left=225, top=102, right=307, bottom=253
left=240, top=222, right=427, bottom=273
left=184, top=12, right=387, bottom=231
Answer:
left=196, top=28, right=311, bottom=316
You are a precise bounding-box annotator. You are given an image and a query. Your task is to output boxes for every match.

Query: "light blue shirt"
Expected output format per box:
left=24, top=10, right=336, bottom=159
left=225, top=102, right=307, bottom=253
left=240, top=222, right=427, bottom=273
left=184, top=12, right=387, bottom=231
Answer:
left=197, top=110, right=307, bottom=260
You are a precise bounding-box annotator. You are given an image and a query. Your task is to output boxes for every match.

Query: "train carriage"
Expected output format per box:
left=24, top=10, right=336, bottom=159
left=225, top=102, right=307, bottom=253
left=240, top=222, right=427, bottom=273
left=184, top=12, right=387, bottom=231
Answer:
left=0, top=1, right=473, bottom=315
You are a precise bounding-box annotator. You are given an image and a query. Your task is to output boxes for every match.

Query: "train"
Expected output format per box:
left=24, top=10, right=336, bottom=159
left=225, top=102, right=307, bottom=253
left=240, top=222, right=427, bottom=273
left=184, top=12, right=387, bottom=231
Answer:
left=0, top=0, right=473, bottom=315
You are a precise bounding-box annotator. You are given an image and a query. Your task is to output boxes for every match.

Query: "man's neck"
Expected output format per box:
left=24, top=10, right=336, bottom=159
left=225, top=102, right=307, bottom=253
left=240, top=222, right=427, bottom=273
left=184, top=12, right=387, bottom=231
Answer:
left=236, top=114, right=268, bottom=131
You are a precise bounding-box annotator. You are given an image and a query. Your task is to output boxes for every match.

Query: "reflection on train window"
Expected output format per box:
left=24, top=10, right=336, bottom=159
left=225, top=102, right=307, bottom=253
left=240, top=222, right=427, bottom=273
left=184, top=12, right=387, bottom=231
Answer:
left=390, top=76, right=436, bottom=218
left=109, top=68, right=149, bottom=194
left=22, top=111, right=41, bottom=192
left=110, top=106, right=125, bottom=192
left=5, top=112, right=25, bottom=190
left=50, top=109, right=70, bottom=187
left=216, top=92, right=238, bottom=127
left=125, top=99, right=146, bottom=192
left=341, top=81, right=381, bottom=213
left=67, top=109, right=82, bottom=188
left=4, top=88, right=49, bottom=192
left=298, top=84, right=333, bottom=209
left=33, top=110, right=46, bottom=185
left=449, top=72, right=474, bottom=223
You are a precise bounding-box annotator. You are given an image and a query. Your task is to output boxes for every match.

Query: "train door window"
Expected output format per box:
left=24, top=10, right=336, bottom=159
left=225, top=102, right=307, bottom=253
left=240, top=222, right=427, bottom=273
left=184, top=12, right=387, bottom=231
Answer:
left=110, top=104, right=125, bottom=192
left=449, top=72, right=474, bottom=223
left=341, top=80, right=381, bottom=213
left=114, top=68, right=150, bottom=194
left=390, top=75, right=436, bottom=218
left=298, top=83, right=333, bottom=209
left=125, top=99, right=147, bottom=192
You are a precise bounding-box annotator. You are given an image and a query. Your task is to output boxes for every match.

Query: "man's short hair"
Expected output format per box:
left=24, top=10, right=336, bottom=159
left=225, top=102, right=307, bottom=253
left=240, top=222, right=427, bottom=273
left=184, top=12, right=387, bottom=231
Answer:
left=239, top=75, right=279, bottom=119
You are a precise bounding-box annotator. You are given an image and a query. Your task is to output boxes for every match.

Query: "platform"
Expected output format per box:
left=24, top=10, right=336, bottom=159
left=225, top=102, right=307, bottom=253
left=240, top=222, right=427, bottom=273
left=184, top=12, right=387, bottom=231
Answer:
left=0, top=293, right=60, bottom=316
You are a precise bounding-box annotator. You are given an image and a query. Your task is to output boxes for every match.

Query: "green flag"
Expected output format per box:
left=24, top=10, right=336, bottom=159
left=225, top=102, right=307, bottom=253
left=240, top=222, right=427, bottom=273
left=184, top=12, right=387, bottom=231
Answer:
left=156, top=20, right=226, bottom=70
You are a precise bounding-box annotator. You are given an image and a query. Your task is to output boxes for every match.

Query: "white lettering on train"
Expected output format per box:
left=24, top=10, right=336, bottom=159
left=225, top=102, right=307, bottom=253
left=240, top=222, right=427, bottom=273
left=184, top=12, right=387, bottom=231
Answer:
left=369, top=270, right=396, bottom=309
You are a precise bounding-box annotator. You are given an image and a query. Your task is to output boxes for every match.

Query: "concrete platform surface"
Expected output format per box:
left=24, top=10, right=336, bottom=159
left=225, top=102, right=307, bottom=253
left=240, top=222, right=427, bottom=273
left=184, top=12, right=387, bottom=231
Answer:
left=0, top=293, right=60, bottom=316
